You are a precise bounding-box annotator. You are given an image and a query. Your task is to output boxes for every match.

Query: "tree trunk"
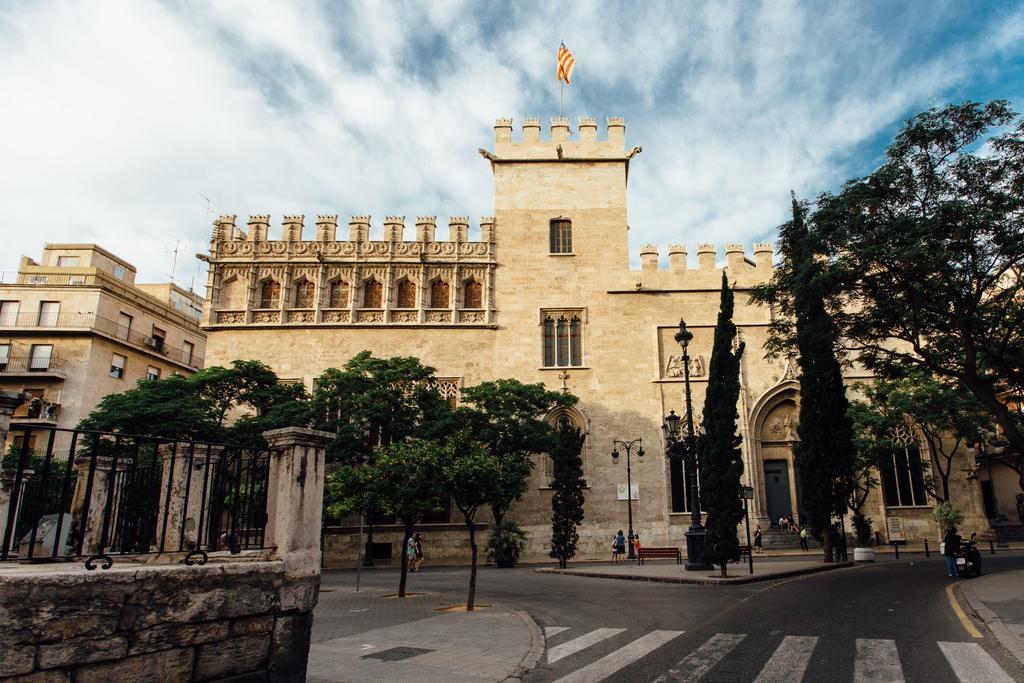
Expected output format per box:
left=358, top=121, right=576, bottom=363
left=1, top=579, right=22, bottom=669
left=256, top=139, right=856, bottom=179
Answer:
left=467, top=521, right=478, bottom=611
left=963, top=376, right=1024, bottom=470
left=719, top=562, right=728, bottom=578
left=398, top=523, right=412, bottom=598
left=492, top=507, right=503, bottom=530
left=822, top=525, right=834, bottom=563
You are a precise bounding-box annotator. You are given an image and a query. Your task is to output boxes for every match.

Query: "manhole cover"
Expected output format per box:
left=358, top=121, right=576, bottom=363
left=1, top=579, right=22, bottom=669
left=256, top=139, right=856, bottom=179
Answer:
left=362, top=646, right=433, bottom=662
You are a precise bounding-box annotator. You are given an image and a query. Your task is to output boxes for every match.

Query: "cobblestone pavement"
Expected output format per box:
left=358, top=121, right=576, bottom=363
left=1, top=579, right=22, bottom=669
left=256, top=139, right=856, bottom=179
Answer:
left=308, top=578, right=541, bottom=682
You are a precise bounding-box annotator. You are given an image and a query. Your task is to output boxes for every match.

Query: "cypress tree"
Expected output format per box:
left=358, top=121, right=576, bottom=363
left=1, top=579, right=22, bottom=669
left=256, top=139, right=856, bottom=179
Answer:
left=549, top=419, right=586, bottom=569
left=698, top=272, right=746, bottom=577
left=784, top=194, right=857, bottom=562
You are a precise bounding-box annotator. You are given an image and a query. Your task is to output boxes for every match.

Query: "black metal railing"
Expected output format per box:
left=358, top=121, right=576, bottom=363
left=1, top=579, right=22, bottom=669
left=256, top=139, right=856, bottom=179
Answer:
left=1, top=426, right=270, bottom=569
left=0, top=355, right=71, bottom=376
left=0, top=312, right=203, bottom=368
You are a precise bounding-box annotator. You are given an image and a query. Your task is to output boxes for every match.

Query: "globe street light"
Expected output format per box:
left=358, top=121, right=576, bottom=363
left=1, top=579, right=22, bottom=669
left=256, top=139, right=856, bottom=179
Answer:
left=662, top=319, right=708, bottom=571
left=611, top=438, right=644, bottom=560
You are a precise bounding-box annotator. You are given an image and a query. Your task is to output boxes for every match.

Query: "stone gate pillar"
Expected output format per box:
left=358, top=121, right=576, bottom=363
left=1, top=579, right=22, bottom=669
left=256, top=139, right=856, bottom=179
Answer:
left=0, top=391, right=27, bottom=554
left=262, top=427, right=333, bottom=570
left=154, top=443, right=225, bottom=552
left=69, top=455, right=131, bottom=556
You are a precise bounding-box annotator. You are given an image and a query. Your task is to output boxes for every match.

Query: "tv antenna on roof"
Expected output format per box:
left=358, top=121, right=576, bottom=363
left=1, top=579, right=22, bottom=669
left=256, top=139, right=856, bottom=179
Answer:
left=166, top=237, right=185, bottom=285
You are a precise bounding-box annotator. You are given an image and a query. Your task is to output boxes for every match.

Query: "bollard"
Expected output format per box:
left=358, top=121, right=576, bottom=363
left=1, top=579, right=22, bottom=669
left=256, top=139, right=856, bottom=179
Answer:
left=990, top=540, right=996, bottom=555
left=892, top=542, right=900, bottom=559
left=924, top=539, right=929, bottom=557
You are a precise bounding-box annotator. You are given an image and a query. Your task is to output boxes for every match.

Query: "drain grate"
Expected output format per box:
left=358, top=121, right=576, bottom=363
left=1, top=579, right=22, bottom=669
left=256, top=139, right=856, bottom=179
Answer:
left=362, top=646, right=433, bottom=662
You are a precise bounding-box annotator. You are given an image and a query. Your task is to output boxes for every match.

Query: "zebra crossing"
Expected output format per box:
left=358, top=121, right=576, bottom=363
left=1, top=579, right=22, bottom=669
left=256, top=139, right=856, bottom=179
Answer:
left=540, top=625, right=1017, bottom=682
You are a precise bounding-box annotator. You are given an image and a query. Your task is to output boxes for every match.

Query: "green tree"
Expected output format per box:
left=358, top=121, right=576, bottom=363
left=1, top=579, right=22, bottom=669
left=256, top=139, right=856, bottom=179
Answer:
left=549, top=419, right=586, bottom=569
left=312, top=351, right=452, bottom=464
left=327, top=439, right=447, bottom=597
left=753, top=195, right=857, bottom=563
left=456, top=379, right=576, bottom=527
left=811, top=101, right=1024, bottom=486
left=441, top=431, right=504, bottom=611
left=79, top=360, right=307, bottom=443
left=852, top=369, right=988, bottom=502
left=698, top=273, right=746, bottom=577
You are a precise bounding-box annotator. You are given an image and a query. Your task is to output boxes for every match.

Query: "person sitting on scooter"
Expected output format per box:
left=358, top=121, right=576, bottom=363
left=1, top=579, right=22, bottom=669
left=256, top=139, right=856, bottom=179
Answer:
left=942, top=526, right=961, bottom=578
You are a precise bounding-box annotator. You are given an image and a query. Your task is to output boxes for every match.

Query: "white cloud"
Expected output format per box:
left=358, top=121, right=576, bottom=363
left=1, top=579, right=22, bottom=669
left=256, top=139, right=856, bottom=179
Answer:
left=0, top=0, right=1020, bottom=283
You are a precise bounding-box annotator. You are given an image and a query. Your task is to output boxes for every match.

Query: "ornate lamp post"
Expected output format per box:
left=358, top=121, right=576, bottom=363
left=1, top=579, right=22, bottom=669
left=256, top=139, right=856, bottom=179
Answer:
left=663, top=319, right=707, bottom=571
left=611, top=438, right=644, bottom=560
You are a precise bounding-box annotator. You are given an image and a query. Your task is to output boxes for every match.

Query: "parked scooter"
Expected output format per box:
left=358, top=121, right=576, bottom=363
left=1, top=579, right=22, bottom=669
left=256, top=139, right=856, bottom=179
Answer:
left=956, top=539, right=983, bottom=578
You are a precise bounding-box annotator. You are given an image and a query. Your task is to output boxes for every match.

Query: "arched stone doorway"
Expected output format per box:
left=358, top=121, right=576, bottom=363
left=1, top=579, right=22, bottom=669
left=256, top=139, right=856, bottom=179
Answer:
left=748, top=382, right=801, bottom=528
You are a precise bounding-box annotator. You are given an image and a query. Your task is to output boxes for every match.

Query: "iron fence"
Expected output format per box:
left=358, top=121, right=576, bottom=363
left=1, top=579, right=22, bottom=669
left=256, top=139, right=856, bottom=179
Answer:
left=1, top=426, right=270, bottom=569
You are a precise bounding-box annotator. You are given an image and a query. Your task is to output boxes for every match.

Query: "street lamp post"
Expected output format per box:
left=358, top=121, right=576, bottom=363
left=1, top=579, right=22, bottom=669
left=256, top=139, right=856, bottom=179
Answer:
left=742, top=485, right=754, bottom=575
left=612, top=438, right=644, bottom=560
left=663, top=319, right=708, bottom=571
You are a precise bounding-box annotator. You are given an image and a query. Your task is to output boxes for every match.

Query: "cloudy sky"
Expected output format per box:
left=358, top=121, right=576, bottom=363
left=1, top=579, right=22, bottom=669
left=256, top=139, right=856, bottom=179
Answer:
left=1, top=1, right=1022, bottom=287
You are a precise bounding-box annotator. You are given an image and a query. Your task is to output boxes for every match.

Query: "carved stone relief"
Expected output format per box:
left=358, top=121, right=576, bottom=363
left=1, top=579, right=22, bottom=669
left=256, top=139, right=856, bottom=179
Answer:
left=665, top=355, right=705, bottom=378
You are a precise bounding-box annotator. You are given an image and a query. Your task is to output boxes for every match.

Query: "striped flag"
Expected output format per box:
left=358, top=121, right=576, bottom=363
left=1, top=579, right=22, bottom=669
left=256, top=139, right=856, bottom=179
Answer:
left=557, top=43, right=575, bottom=85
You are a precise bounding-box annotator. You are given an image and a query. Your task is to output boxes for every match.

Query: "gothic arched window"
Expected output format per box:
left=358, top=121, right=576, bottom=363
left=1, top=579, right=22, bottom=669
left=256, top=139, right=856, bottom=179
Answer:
left=550, top=219, right=572, bottom=254
left=258, top=279, right=280, bottom=309
left=220, top=276, right=244, bottom=309
left=463, top=278, right=482, bottom=308
left=363, top=278, right=383, bottom=308
left=328, top=280, right=349, bottom=308
left=294, top=280, right=315, bottom=308
left=430, top=280, right=450, bottom=308
left=542, top=311, right=582, bottom=367
left=396, top=279, right=417, bottom=309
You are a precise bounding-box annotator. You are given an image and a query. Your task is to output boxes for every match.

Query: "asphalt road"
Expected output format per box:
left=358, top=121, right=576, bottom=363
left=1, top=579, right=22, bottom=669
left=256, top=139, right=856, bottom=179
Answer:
left=321, top=553, right=1024, bottom=682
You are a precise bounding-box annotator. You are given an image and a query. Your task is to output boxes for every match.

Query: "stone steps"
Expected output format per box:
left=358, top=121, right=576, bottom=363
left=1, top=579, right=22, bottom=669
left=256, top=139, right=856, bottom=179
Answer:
left=762, top=530, right=805, bottom=549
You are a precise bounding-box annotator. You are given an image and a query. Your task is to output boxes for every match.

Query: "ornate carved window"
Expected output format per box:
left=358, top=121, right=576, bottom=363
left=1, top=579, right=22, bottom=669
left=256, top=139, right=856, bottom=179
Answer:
left=396, top=279, right=417, bottom=309
left=430, top=279, right=450, bottom=308
left=435, top=377, right=460, bottom=409
left=363, top=278, right=383, bottom=308
left=328, top=280, right=349, bottom=308
left=463, top=278, right=482, bottom=309
left=549, top=219, right=572, bottom=254
left=293, top=280, right=315, bottom=308
left=542, top=311, right=583, bottom=367
left=258, top=280, right=280, bottom=309
left=879, top=429, right=928, bottom=507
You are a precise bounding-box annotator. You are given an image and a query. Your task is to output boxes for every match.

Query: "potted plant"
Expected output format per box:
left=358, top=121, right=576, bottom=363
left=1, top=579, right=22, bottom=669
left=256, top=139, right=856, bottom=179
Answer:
left=485, top=519, right=527, bottom=568
left=852, top=511, right=874, bottom=562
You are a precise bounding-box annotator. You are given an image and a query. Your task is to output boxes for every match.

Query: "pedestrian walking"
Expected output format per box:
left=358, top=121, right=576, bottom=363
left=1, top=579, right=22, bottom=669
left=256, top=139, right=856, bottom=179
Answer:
left=412, top=532, right=424, bottom=572
left=633, top=533, right=642, bottom=559
left=753, top=524, right=763, bottom=554
left=406, top=534, right=418, bottom=572
left=799, top=525, right=809, bottom=551
left=943, top=526, right=961, bottom=577
left=612, top=530, right=626, bottom=563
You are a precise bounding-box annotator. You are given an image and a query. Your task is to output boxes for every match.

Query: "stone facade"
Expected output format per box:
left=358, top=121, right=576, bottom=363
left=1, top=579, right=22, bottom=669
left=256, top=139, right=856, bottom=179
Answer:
left=0, top=561, right=316, bottom=681
left=0, top=244, right=207, bottom=454
left=200, top=117, right=1012, bottom=564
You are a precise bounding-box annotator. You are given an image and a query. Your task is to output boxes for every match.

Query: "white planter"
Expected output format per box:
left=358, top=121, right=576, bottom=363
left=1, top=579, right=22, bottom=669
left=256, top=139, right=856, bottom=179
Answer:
left=854, top=546, right=875, bottom=562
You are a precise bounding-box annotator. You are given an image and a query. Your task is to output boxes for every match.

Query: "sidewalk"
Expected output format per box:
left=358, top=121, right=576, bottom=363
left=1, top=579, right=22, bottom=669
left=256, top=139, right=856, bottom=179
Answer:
left=958, top=569, right=1024, bottom=668
left=307, top=586, right=542, bottom=682
left=535, top=556, right=855, bottom=585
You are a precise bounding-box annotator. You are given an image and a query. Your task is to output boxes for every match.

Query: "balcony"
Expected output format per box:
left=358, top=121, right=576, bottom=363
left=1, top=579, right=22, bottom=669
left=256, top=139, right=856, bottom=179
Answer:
left=12, top=399, right=61, bottom=425
left=0, top=355, right=70, bottom=379
left=0, top=312, right=203, bottom=369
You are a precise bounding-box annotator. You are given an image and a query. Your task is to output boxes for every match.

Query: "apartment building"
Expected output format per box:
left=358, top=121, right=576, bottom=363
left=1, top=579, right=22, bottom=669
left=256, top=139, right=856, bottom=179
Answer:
left=0, top=244, right=206, bottom=453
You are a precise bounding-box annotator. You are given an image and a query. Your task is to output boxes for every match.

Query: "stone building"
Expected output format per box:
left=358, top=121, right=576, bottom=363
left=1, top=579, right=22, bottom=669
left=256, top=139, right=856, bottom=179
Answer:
left=199, top=117, right=1012, bottom=565
left=0, top=244, right=207, bottom=453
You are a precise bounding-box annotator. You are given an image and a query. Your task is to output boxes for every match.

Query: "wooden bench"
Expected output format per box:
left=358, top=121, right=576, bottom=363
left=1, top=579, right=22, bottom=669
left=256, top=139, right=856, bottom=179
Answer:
left=638, top=547, right=683, bottom=565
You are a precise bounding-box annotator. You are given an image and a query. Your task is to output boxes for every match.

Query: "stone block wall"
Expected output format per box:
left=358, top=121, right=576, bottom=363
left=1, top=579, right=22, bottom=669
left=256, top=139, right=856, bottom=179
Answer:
left=0, top=560, right=317, bottom=682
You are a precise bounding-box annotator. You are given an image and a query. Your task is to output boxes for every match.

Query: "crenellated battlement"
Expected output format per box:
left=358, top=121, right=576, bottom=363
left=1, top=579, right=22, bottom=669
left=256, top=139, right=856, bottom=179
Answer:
left=631, top=242, right=775, bottom=276
left=491, top=116, right=632, bottom=159
left=210, top=214, right=496, bottom=249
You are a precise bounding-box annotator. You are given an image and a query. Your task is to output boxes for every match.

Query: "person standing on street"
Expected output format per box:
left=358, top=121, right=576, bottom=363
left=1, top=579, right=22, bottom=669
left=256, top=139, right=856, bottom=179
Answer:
left=754, top=525, right=763, bottom=554
left=799, top=525, right=810, bottom=551
left=612, top=530, right=626, bottom=563
left=406, top=534, right=418, bottom=573
left=412, top=532, right=424, bottom=572
left=943, top=526, right=961, bottom=577
left=633, top=533, right=642, bottom=559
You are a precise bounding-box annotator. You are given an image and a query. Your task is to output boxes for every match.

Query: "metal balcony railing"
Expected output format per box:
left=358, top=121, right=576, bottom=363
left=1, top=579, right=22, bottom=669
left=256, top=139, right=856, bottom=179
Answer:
left=0, top=271, right=98, bottom=286
left=0, top=312, right=203, bottom=368
left=0, top=355, right=70, bottom=377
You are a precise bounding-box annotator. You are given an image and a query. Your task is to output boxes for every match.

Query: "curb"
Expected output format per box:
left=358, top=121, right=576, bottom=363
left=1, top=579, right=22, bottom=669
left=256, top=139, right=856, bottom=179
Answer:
left=505, top=609, right=545, bottom=681
left=533, top=561, right=855, bottom=585
left=958, top=582, right=1024, bottom=668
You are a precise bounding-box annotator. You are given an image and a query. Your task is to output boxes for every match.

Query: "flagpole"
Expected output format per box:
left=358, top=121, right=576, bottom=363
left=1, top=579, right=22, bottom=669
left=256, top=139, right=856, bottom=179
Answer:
left=560, top=81, right=563, bottom=118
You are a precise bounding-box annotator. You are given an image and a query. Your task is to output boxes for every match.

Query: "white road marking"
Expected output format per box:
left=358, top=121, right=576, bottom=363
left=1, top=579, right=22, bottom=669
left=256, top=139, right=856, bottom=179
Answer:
left=938, top=641, right=1014, bottom=682
left=854, top=638, right=904, bottom=682
left=545, top=626, right=570, bottom=638
left=546, top=628, right=626, bottom=664
left=754, top=635, right=818, bottom=683
left=653, top=632, right=747, bottom=682
left=553, top=630, right=684, bottom=683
